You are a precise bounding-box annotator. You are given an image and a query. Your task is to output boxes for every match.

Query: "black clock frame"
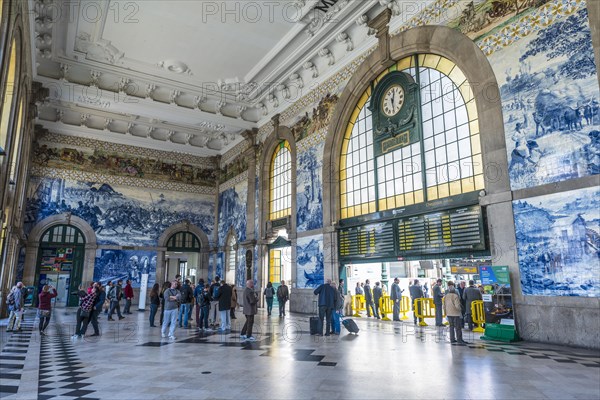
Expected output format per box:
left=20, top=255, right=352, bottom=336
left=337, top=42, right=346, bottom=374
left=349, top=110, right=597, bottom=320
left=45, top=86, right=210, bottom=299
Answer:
left=368, top=71, right=422, bottom=157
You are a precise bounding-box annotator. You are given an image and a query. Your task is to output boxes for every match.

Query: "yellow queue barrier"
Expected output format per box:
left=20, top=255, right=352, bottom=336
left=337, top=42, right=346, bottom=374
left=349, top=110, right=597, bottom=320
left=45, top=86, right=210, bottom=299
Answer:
left=379, top=295, right=393, bottom=321
left=352, top=294, right=365, bottom=317
left=471, top=300, right=485, bottom=333
left=399, top=296, right=410, bottom=320
left=413, top=298, right=436, bottom=326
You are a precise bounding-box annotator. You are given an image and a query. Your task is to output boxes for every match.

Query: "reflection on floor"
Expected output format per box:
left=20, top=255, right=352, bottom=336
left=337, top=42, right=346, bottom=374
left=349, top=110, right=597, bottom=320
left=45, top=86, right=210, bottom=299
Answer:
left=1, top=308, right=599, bottom=399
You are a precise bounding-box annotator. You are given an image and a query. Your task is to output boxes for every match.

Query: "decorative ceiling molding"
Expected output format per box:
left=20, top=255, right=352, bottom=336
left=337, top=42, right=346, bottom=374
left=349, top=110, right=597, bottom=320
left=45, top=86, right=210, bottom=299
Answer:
left=29, top=0, right=433, bottom=156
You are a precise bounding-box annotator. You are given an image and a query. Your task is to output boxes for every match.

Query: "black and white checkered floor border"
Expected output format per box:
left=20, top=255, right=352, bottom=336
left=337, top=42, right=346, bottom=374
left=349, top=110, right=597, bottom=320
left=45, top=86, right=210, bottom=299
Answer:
left=0, top=313, right=35, bottom=397
left=37, top=322, right=99, bottom=400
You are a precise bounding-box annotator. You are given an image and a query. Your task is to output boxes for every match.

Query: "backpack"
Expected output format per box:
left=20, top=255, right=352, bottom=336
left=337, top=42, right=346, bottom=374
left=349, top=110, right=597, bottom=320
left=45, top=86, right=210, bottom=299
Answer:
left=107, top=286, right=116, bottom=300
left=212, top=285, right=219, bottom=300
left=6, top=291, right=15, bottom=306
left=200, top=292, right=210, bottom=307
left=180, top=287, right=190, bottom=303
left=264, top=287, right=274, bottom=298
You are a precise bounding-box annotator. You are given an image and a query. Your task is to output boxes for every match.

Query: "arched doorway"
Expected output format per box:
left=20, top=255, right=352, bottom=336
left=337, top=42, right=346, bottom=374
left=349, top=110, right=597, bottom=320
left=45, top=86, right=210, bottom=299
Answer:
left=36, top=225, right=86, bottom=307
left=165, top=231, right=202, bottom=284
left=268, top=236, right=292, bottom=309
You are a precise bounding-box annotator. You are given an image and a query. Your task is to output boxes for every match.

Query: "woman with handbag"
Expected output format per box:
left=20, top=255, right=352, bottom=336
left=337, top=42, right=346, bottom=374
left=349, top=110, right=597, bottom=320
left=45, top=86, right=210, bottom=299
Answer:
left=38, top=285, right=57, bottom=335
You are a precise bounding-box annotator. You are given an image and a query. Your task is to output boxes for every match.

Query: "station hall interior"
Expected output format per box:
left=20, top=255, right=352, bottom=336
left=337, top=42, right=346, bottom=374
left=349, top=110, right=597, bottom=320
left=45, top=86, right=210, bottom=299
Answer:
left=0, top=0, right=599, bottom=399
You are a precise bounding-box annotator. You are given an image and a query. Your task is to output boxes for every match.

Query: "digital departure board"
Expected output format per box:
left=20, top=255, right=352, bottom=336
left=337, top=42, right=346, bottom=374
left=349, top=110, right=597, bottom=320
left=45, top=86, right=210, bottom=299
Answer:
left=339, top=221, right=395, bottom=260
left=339, top=205, right=487, bottom=262
left=398, top=205, right=485, bottom=255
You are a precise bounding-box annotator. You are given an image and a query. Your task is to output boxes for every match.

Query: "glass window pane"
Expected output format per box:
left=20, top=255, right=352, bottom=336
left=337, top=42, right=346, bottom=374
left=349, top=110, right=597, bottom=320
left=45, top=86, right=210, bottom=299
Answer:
left=424, top=137, right=434, bottom=152
left=457, top=123, right=469, bottom=139
left=447, top=142, right=459, bottom=162
left=456, top=104, right=468, bottom=126
left=458, top=138, right=471, bottom=158
left=435, top=147, right=447, bottom=165
left=425, top=150, right=435, bottom=168
left=444, top=111, right=456, bottom=129
left=437, top=165, right=449, bottom=183
left=447, top=161, right=461, bottom=182
left=434, top=133, right=445, bottom=148
left=422, top=102, right=432, bottom=121
left=426, top=168, right=437, bottom=186
left=460, top=158, right=474, bottom=178
left=446, top=128, right=457, bottom=143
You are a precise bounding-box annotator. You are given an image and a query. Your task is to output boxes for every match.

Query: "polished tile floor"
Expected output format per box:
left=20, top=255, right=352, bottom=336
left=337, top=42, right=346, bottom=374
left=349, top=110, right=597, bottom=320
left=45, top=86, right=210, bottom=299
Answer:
left=1, top=307, right=599, bottom=400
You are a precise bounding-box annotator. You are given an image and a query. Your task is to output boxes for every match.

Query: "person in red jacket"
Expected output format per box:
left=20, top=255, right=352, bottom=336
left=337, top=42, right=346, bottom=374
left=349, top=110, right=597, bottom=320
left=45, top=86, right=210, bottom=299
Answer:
left=38, top=285, right=57, bottom=335
left=123, top=280, right=134, bottom=314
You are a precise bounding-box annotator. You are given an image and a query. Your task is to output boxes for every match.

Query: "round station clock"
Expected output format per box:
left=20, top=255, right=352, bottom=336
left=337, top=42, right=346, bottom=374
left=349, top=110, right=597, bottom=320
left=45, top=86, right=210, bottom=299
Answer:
left=381, top=84, right=405, bottom=117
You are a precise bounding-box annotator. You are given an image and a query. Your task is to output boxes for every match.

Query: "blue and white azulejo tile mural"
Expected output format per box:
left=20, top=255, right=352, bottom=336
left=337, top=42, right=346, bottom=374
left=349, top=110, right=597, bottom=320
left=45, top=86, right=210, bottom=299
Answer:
left=217, top=181, right=247, bottom=247
left=296, top=234, right=324, bottom=289
left=236, top=248, right=246, bottom=287
left=25, top=177, right=214, bottom=246
left=94, top=249, right=157, bottom=289
left=215, top=252, right=225, bottom=280
left=489, top=7, right=600, bottom=190
left=513, top=186, right=600, bottom=297
left=296, top=142, right=324, bottom=232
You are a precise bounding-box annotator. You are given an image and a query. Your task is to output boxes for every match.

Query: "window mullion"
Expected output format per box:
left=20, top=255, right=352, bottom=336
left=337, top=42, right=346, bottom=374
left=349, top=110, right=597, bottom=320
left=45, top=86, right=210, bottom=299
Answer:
left=415, top=56, right=428, bottom=203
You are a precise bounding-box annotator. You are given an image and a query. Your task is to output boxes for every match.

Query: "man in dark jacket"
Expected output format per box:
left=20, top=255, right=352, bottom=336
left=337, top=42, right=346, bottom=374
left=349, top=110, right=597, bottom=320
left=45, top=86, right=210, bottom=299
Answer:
left=432, top=278, right=444, bottom=326
left=313, top=279, right=336, bottom=336
left=178, top=280, right=194, bottom=328
left=372, top=282, right=383, bottom=319
left=216, top=281, right=232, bottom=331
left=277, top=280, right=289, bottom=317
left=241, top=280, right=258, bottom=341
left=463, top=280, right=483, bottom=330
left=108, top=280, right=125, bottom=321
left=409, top=279, right=425, bottom=325
left=457, top=281, right=467, bottom=328
left=364, top=279, right=376, bottom=318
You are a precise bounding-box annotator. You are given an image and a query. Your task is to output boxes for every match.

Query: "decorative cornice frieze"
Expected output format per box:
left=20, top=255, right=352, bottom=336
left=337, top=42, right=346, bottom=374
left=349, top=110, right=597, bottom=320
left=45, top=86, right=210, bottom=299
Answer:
left=35, top=131, right=217, bottom=168
left=218, top=170, right=249, bottom=193
left=319, top=48, right=335, bottom=66
left=30, top=166, right=217, bottom=195
left=336, top=32, right=354, bottom=52
left=221, top=140, right=250, bottom=167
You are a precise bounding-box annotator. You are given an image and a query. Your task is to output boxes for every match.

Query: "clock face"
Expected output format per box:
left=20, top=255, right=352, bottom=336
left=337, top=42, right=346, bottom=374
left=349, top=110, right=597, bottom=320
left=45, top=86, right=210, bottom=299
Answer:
left=381, top=85, right=405, bottom=117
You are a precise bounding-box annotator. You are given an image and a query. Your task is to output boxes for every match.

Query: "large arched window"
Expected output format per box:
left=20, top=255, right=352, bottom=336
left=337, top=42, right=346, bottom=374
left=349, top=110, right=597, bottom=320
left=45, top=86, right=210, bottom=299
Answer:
left=340, top=54, right=484, bottom=219
left=269, top=140, right=291, bottom=221
left=0, top=39, right=18, bottom=154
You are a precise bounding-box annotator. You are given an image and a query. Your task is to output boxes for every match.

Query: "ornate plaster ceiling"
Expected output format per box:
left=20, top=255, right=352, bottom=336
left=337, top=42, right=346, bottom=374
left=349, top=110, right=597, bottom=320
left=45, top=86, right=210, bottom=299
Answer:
left=30, top=0, right=424, bottom=157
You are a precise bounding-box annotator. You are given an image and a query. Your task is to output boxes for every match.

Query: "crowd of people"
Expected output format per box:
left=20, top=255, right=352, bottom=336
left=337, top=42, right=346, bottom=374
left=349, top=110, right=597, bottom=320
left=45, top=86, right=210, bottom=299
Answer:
left=5, top=274, right=485, bottom=344
left=44, top=274, right=267, bottom=342
left=152, top=275, right=260, bottom=341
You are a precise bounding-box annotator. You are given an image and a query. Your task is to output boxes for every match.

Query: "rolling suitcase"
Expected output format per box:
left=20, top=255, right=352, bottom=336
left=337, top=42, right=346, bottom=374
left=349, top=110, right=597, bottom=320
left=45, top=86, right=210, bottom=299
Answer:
left=310, top=316, right=320, bottom=335
left=342, top=317, right=359, bottom=334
